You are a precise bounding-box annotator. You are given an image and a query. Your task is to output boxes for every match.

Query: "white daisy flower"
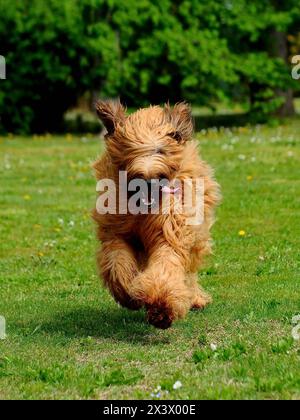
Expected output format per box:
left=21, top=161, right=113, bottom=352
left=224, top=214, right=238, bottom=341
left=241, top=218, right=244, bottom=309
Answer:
left=173, top=380, right=182, bottom=390
left=210, top=343, right=218, bottom=352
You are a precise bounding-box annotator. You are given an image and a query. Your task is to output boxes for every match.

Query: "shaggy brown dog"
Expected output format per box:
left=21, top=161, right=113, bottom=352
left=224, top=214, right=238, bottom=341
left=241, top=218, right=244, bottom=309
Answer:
left=93, top=101, right=220, bottom=329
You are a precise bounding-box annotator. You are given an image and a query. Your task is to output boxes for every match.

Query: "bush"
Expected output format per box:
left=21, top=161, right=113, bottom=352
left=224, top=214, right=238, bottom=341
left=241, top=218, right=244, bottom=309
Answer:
left=0, top=0, right=120, bottom=133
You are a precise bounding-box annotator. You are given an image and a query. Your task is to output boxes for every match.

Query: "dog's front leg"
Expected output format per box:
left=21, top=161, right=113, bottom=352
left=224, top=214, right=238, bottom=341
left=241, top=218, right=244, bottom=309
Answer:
left=131, top=243, right=191, bottom=329
left=98, top=238, right=142, bottom=310
left=185, top=272, right=212, bottom=310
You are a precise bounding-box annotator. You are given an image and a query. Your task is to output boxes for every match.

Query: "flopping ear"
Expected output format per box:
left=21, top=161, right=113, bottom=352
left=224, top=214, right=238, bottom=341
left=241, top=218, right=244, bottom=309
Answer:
left=95, top=99, right=126, bottom=135
left=164, top=102, right=193, bottom=143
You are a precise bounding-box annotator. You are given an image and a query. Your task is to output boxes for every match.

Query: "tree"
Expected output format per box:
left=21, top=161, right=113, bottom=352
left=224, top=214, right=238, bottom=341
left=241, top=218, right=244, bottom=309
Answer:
left=0, top=0, right=120, bottom=133
left=0, top=0, right=299, bottom=134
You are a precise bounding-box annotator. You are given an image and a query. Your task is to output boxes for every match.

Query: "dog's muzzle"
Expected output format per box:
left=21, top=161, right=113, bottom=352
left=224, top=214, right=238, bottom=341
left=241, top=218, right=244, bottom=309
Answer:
left=141, top=180, right=159, bottom=207
left=127, top=178, right=181, bottom=210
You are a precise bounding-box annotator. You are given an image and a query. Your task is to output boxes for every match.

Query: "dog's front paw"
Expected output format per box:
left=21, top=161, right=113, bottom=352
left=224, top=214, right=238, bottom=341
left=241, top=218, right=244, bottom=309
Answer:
left=191, top=293, right=212, bottom=310
left=146, top=302, right=174, bottom=329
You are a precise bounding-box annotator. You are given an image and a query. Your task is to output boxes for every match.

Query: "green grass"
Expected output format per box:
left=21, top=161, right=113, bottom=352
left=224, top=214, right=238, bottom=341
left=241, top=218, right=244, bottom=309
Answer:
left=0, top=121, right=300, bottom=400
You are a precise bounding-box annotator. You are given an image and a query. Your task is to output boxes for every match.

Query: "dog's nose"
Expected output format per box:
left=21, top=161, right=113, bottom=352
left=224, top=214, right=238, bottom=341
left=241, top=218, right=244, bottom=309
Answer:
left=144, top=175, right=168, bottom=183
left=158, top=174, right=168, bottom=182
left=144, top=178, right=158, bottom=185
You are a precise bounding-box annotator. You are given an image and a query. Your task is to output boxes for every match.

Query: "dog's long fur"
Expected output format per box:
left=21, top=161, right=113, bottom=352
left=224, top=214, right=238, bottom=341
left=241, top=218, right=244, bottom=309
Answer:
left=93, top=100, right=220, bottom=329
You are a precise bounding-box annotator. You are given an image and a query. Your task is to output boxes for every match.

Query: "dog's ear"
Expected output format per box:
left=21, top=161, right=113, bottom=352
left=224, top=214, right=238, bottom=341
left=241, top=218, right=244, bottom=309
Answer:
left=95, top=100, right=126, bottom=135
left=164, top=102, right=193, bottom=143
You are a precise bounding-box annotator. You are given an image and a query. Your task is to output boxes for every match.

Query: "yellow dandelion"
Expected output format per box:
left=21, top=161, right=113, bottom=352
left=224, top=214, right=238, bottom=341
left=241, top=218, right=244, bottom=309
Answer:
left=247, top=175, right=253, bottom=182
left=38, top=252, right=44, bottom=257
left=34, top=224, right=42, bottom=230
left=23, top=194, right=31, bottom=201
left=238, top=127, right=249, bottom=134
left=66, top=133, right=73, bottom=142
left=291, top=46, right=298, bottom=54
left=238, top=230, right=246, bottom=237
left=54, top=227, right=61, bottom=233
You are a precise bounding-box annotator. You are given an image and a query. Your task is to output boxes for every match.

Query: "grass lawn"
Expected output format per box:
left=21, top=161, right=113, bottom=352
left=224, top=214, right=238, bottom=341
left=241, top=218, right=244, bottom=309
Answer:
left=0, top=120, right=299, bottom=400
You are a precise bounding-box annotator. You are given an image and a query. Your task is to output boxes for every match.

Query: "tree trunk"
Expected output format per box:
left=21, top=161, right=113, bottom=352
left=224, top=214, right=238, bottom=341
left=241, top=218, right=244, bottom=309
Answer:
left=270, top=30, right=295, bottom=117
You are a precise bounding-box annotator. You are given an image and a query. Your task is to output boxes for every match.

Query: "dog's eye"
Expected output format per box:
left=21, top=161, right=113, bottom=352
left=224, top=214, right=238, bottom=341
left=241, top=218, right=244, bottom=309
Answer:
left=169, top=131, right=182, bottom=142
left=155, top=147, right=165, bottom=155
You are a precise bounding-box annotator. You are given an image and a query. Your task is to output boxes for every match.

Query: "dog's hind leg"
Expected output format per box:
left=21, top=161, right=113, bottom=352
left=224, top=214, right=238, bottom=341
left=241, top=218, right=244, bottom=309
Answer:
left=98, top=238, right=142, bottom=310
left=131, top=243, right=191, bottom=329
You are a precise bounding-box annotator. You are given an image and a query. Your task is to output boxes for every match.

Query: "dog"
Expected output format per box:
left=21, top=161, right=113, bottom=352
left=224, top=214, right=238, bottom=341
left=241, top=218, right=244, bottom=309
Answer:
left=93, top=100, right=220, bottom=329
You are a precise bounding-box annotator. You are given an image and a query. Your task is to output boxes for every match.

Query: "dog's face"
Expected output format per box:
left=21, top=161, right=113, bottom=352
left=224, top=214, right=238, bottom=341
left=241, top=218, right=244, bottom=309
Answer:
left=96, top=101, right=193, bottom=182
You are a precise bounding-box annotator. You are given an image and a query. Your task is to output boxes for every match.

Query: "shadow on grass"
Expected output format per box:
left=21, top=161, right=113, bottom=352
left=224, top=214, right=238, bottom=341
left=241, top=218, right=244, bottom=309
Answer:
left=194, top=113, right=250, bottom=130
left=64, top=111, right=252, bottom=134
left=40, top=306, right=172, bottom=345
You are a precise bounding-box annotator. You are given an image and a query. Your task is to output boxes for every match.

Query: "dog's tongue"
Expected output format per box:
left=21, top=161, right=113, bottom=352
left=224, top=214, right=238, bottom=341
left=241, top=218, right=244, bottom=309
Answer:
left=161, top=186, right=180, bottom=195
